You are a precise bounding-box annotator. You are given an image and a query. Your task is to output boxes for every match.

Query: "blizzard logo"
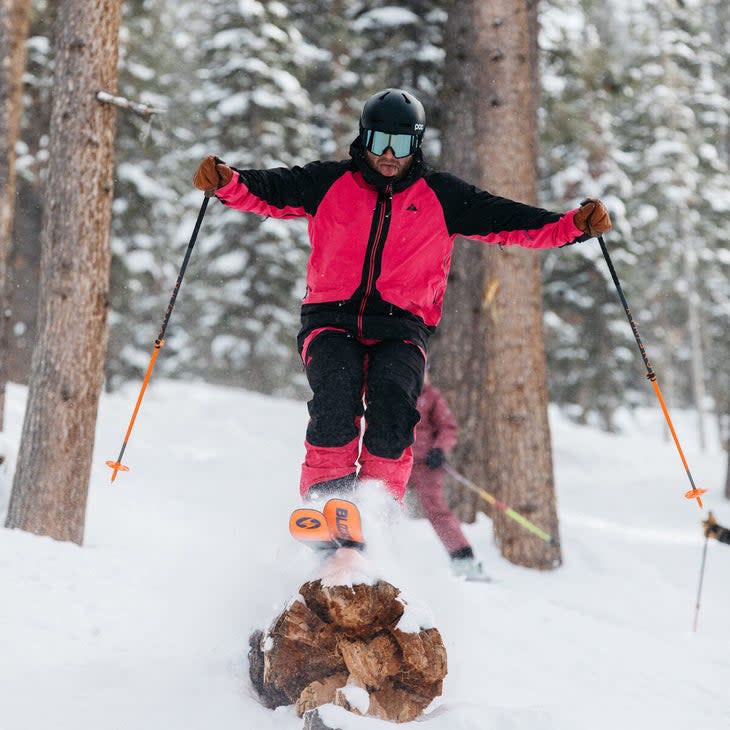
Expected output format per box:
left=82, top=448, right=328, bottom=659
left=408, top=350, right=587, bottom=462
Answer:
left=335, top=507, right=352, bottom=539
left=296, top=516, right=321, bottom=530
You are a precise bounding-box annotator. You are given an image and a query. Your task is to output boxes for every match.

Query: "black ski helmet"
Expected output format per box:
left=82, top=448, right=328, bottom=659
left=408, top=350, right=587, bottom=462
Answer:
left=359, top=88, right=426, bottom=142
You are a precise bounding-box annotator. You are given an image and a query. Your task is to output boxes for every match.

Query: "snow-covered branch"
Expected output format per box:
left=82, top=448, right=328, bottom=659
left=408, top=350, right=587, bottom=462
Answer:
left=96, top=90, right=166, bottom=119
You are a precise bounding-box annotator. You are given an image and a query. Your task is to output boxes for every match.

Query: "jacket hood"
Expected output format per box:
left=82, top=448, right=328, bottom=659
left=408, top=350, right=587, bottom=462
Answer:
left=348, top=136, right=428, bottom=193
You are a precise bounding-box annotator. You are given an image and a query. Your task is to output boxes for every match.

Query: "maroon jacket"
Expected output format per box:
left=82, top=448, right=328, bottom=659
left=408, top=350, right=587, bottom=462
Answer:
left=215, top=140, right=587, bottom=350
left=413, top=383, right=458, bottom=463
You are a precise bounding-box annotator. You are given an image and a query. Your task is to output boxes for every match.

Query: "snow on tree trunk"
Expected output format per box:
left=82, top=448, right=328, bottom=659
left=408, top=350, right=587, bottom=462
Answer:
left=4, top=0, right=121, bottom=544
left=437, top=0, right=561, bottom=569
left=0, top=0, right=30, bottom=429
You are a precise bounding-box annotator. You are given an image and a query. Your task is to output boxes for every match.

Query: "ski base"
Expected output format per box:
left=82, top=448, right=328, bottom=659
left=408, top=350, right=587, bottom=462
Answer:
left=288, top=508, right=333, bottom=550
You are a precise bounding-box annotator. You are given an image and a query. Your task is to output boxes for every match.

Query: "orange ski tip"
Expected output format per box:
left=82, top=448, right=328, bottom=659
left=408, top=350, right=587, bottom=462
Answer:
left=323, top=498, right=364, bottom=546
left=289, top=508, right=332, bottom=544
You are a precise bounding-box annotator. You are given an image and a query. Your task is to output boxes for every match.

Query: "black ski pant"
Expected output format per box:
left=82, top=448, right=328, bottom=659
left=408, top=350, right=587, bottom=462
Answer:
left=299, top=328, right=425, bottom=499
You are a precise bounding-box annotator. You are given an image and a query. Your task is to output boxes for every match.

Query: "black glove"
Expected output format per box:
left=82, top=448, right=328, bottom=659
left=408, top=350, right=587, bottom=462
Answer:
left=425, top=448, right=445, bottom=470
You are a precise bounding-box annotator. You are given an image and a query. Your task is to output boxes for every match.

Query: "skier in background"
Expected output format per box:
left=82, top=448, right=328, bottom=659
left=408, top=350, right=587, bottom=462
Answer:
left=193, top=87, right=612, bottom=505
left=409, top=370, right=490, bottom=581
left=703, top=512, right=730, bottom=545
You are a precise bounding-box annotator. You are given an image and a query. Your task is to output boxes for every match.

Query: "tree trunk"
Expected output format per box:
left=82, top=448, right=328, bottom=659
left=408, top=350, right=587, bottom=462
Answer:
left=437, top=0, right=561, bottom=569
left=5, top=0, right=121, bottom=544
left=431, top=0, right=483, bottom=525
left=0, top=0, right=31, bottom=429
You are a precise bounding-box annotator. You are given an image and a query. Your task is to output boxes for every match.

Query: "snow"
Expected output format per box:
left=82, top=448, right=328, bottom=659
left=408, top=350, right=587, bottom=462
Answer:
left=1, top=379, right=729, bottom=729
left=395, top=596, right=436, bottom=633
left=339, top=684, right=370, bottom=715
left=318, top=547, right=378, bottom=589
left=352, top=7, right=420, bottom=32
left=218, top=92, right=250, bottom=117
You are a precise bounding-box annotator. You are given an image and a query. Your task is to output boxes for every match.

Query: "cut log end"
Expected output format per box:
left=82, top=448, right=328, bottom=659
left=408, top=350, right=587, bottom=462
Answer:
left=249, top=578, right=447, bottom=723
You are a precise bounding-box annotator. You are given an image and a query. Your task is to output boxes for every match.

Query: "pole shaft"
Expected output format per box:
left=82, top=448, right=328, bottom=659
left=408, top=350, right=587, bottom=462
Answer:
left=443, top=463, right=554, bottom=543
left=598, top=235, right=704, bottom=507
left=693, top=535, right=709, bottom=632
left=157, top=194, right=210, bottom=344
left=108, top=195, right=211, bottom=481
left=598, top=236, right=654, bottom=377
left=114, top=343, right=162, bottom=457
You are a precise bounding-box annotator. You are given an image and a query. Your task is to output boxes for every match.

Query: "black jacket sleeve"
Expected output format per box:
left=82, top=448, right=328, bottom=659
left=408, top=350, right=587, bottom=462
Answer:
left=221, top=160, right=349, bottom=217
left=425, top=171, right=588, bottom=248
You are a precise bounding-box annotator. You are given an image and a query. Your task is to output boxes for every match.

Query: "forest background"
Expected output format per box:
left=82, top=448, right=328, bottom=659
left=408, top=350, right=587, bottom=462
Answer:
left=2, top=0, right=729, bottom=489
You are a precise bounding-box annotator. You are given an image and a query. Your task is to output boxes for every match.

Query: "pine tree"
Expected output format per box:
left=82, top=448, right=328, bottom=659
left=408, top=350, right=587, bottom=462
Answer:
left=290, top=1, right=446, bottom=160
left=347, top=0, right=445, bottom=163
left=700, top=0, right=730, bottom=487
left=621, top=0, right=730, bottom=440
left=107, top=0, right=207, bottom=388
left=3, top=1, right=53, bottom=391
left=181, top=0, right=320, bottom=395
left=288, top=0, right=363, bottom=159
left=539, top=0, right=636, bottom=430
left=0, top=0, right=31, bottom=428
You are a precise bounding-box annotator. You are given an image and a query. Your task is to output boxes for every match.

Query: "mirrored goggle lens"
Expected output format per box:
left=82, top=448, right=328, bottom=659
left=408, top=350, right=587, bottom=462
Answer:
left=364, top=129, right=417, bottom=158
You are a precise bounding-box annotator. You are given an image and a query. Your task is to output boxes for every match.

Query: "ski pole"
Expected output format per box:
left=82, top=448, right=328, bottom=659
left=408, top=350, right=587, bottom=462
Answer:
left=597, top=235, right=706, bottom=508
left=106, top=194, right=212, bottom=482
left=692, top=533, right=709, bottom=632
left=442, top=463, right=556, bottom=544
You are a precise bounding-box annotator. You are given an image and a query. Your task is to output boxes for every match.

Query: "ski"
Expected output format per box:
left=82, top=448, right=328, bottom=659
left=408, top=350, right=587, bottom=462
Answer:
left=289, top=499, right=365, bottom=550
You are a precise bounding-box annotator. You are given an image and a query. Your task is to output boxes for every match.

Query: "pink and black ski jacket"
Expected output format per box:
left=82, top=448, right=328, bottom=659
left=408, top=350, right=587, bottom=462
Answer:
left=215, top=141, right=587, bottom=350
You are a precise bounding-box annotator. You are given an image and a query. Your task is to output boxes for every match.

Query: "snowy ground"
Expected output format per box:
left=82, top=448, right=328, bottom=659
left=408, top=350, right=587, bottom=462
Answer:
left=0, top=379, right=728, bottom=730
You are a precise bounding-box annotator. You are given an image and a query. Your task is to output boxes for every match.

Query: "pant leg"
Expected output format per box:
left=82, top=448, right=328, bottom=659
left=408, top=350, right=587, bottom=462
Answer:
left=300, top=330, right=365, bottom=498
left=358, top=340, right=425, bottom=500
left=409, top=463, right=471, bottom=554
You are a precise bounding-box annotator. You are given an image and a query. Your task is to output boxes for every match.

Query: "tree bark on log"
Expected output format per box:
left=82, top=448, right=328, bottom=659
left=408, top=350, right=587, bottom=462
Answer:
left=249, top=574, right=447, bottom=724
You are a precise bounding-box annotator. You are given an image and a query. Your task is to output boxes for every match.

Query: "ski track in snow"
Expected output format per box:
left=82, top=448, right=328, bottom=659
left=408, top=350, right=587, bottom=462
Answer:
left=0, top=380, right=728, bottom=730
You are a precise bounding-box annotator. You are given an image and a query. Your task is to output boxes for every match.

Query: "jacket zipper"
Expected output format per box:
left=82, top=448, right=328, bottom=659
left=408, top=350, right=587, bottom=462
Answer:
left=357, top=184, right=392, bottom=337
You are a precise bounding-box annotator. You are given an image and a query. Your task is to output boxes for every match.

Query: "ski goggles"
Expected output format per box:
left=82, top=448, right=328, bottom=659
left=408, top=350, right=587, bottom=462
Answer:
left=362, top=129, right=419, bottom=158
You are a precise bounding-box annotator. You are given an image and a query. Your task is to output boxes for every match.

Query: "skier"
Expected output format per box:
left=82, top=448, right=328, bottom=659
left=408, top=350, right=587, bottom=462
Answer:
left=193, top=87, right=612, bottom=506
left=703, top=512, right=730, bottom=545
left=409, top=370, right=490, bottom=581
